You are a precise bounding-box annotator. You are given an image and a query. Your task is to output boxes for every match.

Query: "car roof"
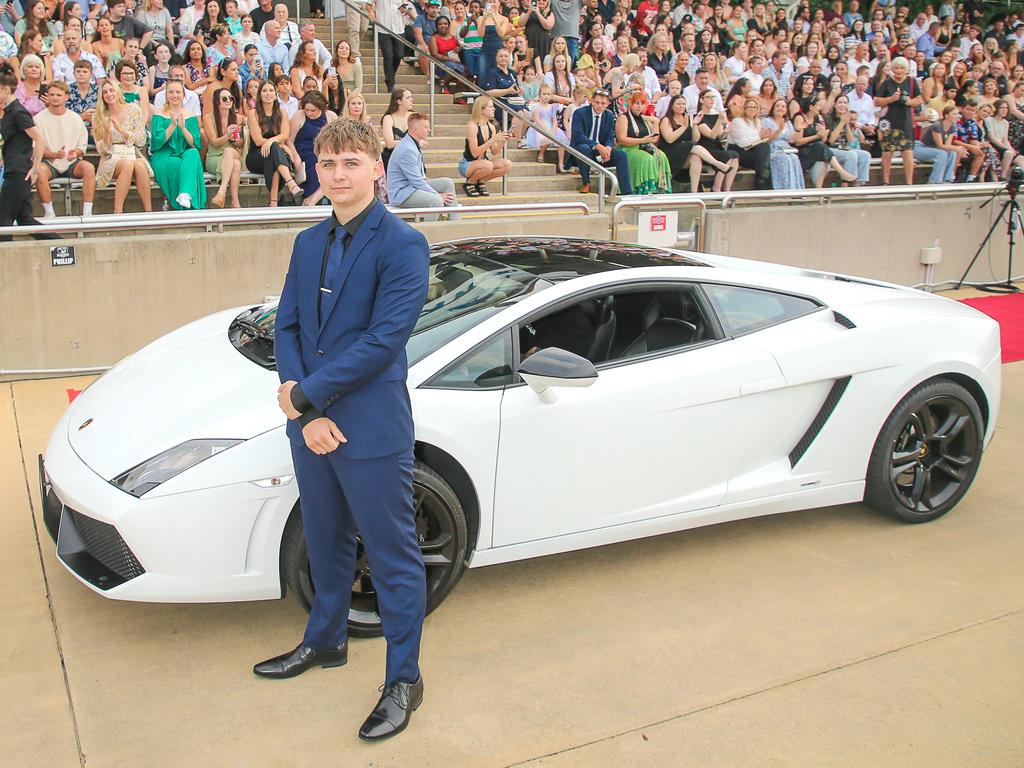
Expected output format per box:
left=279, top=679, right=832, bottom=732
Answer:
left=430, top=236, right=710, bottom=281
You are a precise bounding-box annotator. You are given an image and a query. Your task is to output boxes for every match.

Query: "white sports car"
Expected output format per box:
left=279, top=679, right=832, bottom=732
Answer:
left=41, top=237, right=1002, bottom=636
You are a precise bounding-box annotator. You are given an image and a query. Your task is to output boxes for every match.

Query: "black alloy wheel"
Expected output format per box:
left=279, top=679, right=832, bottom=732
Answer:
left=864, top=379, right=983, bottom=523
left=282, top=461, right=468, bottom=637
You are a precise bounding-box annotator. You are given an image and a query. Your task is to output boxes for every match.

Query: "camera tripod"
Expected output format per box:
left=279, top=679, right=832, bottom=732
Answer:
left=958, top=182, right=1023, bottom=294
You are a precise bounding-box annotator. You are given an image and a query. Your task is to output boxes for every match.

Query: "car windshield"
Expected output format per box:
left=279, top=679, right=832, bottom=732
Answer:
left=229, top=256, right=548, bottom=370
left=228, top=237, right=703, bottom=370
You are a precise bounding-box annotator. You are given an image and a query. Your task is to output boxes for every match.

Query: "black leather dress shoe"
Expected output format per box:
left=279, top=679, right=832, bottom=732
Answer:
left=252, top=642, right=347, bottom=679
left=358, top=677, right=424, bottom=741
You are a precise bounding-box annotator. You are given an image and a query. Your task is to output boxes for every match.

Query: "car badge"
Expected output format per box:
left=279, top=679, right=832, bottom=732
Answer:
left=78, top=418, right=93, bottom=431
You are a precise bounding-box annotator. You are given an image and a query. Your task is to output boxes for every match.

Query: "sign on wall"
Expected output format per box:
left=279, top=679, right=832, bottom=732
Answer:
left=50, top=245, right=76, bottom=267
left=637, top=211, right=679, bottom=248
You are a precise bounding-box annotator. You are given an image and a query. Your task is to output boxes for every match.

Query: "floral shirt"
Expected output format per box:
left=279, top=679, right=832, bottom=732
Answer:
left=185, top=61, right=210, bottom=84
left=956, top=117, right=983, bottom=143
left=67, top=81, right=100, bottom=117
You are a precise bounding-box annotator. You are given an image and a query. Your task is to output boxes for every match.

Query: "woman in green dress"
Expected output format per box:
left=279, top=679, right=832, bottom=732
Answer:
left=150, top=79, right=206, bottom=209
left=615, top=91, right=671, bottom=195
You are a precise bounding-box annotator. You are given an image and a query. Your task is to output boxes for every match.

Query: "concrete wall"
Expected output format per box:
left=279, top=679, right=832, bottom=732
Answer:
left=2, top=196, right=1014, bottom=373
left=0, top=214, right=609, bottom=373
left=703, top=197, right=1012, bottom=288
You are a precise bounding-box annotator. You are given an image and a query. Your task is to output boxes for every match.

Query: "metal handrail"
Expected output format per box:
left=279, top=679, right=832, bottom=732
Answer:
left=611, top=182, right=1007, bottom=246
left=333, top=0, right=620, bottom=210
left=0, top=201, right=591, bottom=238
left=719, top=182, right=1004, bottom=208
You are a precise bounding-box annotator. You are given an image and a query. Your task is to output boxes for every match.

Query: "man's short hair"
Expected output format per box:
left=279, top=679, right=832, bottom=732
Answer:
left=108, top=0, right=126, bottom=7
left=73, top=58, right=94, bottom=71
left=408, top=111, right=430, bottom=127
left=244, top=43, right=258, bottom=53
left=275, top=74, right=291, bottom=86
left=46, top=79, right=70, bottom=94
left=313, top=117, right=382, bottom=160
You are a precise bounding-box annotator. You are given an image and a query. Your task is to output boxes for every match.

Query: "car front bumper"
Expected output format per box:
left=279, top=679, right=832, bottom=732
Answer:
left=40, top=410, right=295, bottom=604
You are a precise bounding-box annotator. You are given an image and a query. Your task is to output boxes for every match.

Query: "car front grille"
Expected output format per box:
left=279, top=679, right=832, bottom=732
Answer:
left=55, top=505, right=146, bottom=591
left=67, top=509, right=146, bottom=581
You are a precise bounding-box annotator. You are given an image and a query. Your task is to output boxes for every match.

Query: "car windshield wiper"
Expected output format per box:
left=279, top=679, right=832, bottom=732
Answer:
left=231, top=318, right=274, bottom=342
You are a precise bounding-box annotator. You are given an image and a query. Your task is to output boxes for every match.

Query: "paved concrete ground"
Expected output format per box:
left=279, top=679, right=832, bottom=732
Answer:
left=3, top=363, right=1022, bottom=768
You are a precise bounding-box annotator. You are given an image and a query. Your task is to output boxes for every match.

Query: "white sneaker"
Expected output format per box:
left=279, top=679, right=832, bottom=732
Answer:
left=176, top=192, right=193, bottom=209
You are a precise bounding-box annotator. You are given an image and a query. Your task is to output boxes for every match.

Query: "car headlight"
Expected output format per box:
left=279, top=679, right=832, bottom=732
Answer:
left=112, top=439, right=243, bottom=497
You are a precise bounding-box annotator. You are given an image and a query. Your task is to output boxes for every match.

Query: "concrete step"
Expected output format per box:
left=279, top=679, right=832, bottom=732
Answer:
left=422, top=148, right=539, bottom=163
left=456, top=173, right=580, bottom=193
left=359, top=100, right=469, bottom=116
left=360, top=91, right=462, bottom=105
left=450, top=190, right=602, bottom=207
left=429, top=162, right=559, bottom=179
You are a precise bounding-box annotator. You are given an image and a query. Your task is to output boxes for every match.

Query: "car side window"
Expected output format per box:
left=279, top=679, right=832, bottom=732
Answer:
left=703, top=284, right=821, bottom=336
left=426, top=330, right=516, bottom=389
left=518, top=285, right=718, bottom=368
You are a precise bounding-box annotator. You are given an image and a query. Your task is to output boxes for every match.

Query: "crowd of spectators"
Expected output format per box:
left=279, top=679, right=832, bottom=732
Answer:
left=3, top=0, right=1024, bottom=231
left=403, top=0, right=1024, bottom=191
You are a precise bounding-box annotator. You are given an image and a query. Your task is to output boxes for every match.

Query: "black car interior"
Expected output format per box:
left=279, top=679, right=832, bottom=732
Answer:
left=520, top=286, right=717, bottom=366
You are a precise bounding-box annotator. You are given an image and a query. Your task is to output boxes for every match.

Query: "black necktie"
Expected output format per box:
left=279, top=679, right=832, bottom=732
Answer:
left=318, top=224, right=349, bottom=326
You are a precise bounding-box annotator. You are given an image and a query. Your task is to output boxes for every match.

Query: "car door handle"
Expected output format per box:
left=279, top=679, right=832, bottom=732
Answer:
left=740, top=376, right=786, bottom=395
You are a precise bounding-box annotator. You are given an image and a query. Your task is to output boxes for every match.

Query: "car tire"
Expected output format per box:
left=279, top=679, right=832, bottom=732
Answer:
left=281, top=460, right=469, bottom=638
left=864, top=378, right=984, bottom=524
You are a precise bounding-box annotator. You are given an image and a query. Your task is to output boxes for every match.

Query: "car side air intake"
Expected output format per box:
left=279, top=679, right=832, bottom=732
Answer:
left=789, top=376, right=853, bottom=468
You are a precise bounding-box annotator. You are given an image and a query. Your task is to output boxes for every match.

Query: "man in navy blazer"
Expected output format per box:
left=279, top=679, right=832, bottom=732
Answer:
left=257, top=119, right=431, bottom=743
left=569, top=88, right=633, bottom=195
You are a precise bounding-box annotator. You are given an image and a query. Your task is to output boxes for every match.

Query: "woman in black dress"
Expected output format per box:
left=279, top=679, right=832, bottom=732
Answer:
left=658, top=93, right=734, bottom=192
left=523, top=0, right=554, bottom=70
left=693, top=88, right=739, bottom=191
left=790, top=91, right=857, bottom=187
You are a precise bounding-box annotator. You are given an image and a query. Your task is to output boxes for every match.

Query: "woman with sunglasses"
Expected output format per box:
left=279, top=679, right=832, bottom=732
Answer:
left=203, top=86, right=246, bottom=207
left=202, top=57, right=244, bottom=115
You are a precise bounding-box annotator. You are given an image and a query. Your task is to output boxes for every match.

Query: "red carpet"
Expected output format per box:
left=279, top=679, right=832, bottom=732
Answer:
left=960, top=294, right=1024, bottom=363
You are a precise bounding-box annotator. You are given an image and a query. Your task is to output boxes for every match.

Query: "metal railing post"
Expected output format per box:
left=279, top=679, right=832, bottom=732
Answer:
left=501, top=140, right=508, bottom=196
left=597, top=174, right=605, bottom=214
left=329, top=2, right=335, bottom=49
left=373, top=25, right=379, bottom=92
left=428, top=60, right=435, bottom=126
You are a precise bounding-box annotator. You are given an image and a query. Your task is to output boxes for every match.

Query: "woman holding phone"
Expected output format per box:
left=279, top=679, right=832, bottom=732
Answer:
left=461, top=94, right=513, bottom=196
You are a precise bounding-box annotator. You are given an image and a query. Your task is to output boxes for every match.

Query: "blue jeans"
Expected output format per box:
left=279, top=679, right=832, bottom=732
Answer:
left=831, top=147, right=871, bottom=183
left=463, top=48, right=480, bottom=81
left=566, top=36, right=580, bottom=64
left=914, top=141, right=957, bottom=183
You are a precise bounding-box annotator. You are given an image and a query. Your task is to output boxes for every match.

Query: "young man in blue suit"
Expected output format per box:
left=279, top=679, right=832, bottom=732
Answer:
left=258, top=118, right=431, bottom=742
left=569, top=88, right=633, bottom=196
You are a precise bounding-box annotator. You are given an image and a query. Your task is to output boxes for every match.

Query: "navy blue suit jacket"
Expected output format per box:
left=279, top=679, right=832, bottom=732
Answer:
left=570, top=105, right=617, bottom=151
left=274, top=201, right=430, bottom=459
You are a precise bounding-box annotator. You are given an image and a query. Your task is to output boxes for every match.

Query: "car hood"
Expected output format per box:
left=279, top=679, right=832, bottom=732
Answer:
left=67, top=307, right=281, bottom=481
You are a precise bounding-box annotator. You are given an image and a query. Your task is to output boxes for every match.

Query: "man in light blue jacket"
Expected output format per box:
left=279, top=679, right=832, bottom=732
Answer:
left=386, top=114, right=461, bottom=221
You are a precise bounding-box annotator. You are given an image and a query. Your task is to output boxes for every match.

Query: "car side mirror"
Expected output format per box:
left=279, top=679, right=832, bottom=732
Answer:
left=517, top=347, right=598, bottom=402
